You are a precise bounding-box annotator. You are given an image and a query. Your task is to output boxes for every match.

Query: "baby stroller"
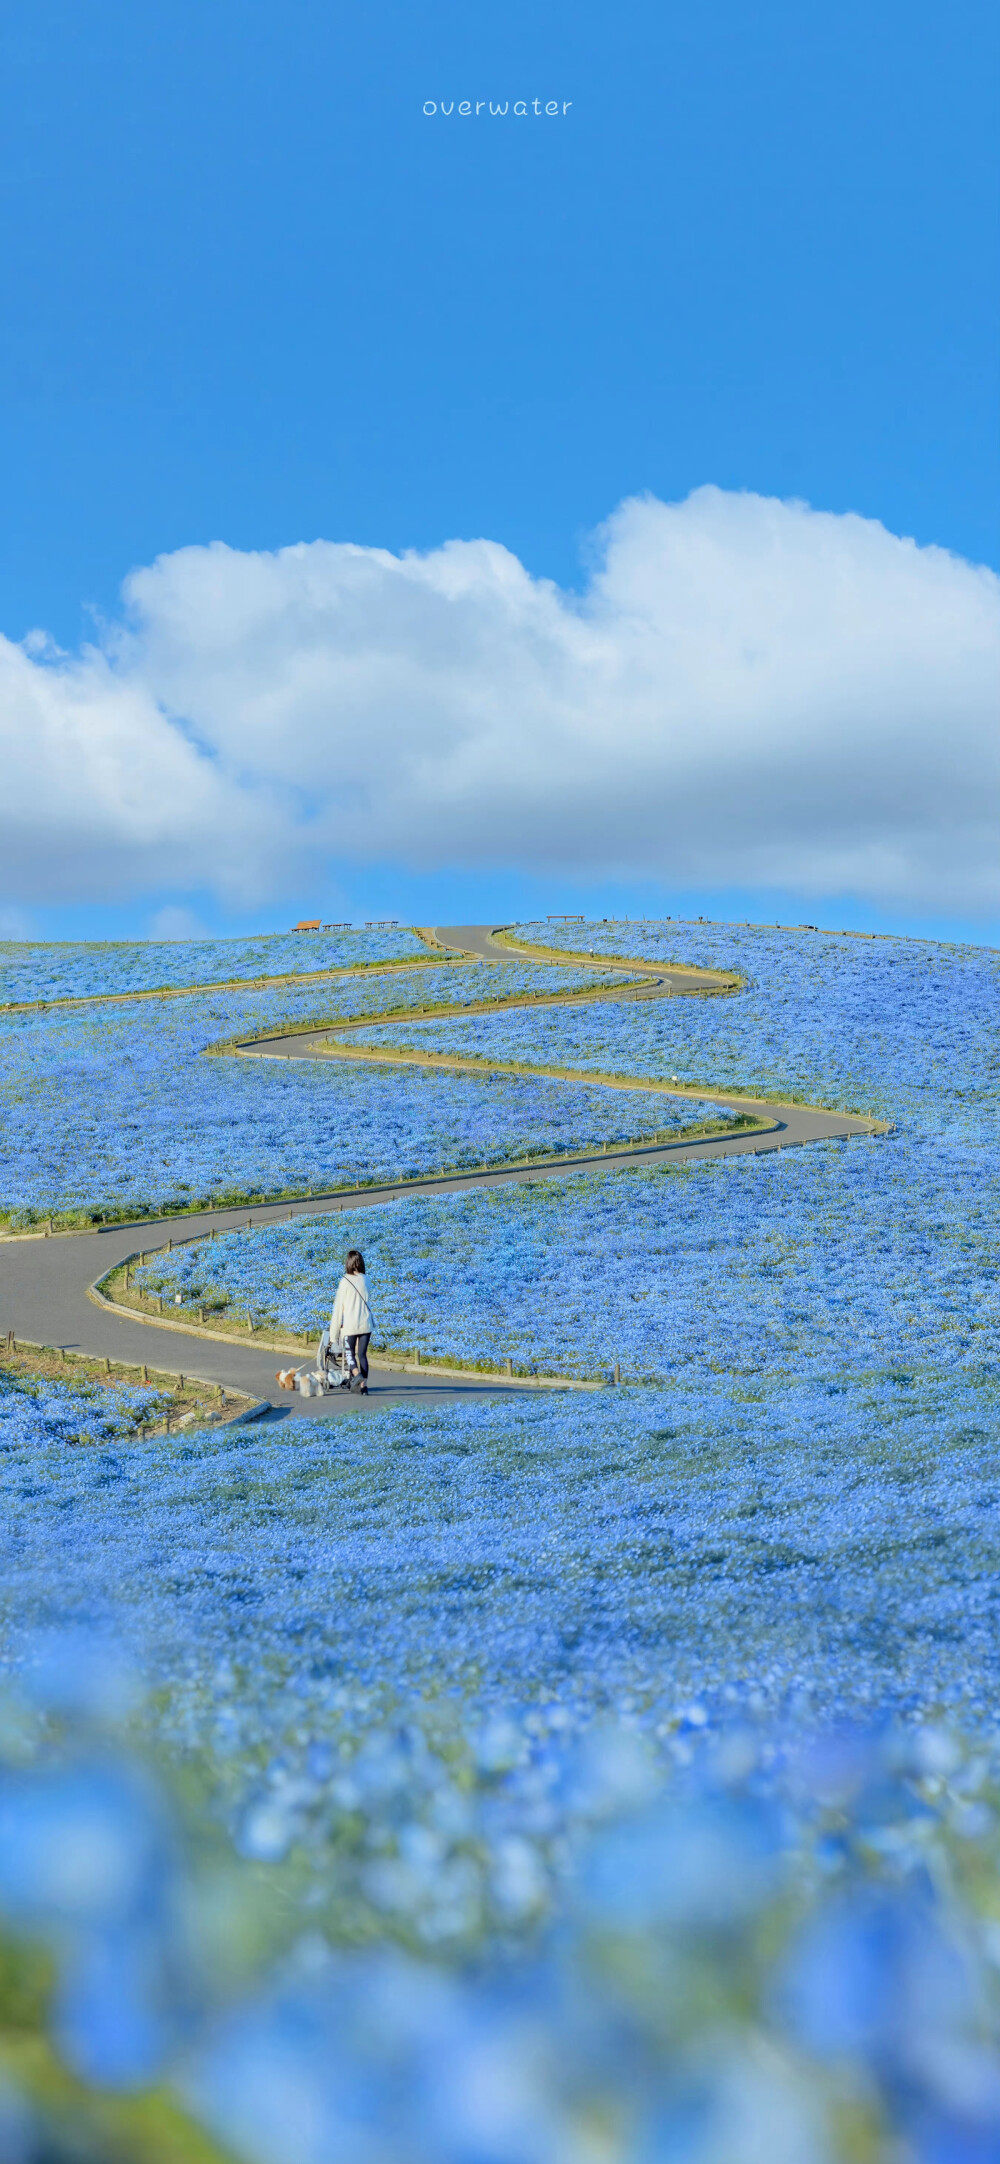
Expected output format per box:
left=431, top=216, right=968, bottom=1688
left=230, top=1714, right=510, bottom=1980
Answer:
left=320, top=1324, right=357, bottom=1390
left=275, top=1326, right=351, bottom=1397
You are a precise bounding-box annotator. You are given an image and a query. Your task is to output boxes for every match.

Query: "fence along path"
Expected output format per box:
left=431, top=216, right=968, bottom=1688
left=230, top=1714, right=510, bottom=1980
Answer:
left=0, top=925, right=887, bottom=1419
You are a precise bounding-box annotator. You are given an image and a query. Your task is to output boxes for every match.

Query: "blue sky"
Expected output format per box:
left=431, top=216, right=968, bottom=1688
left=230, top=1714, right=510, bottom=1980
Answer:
left=1, top=0, right=997, bottom=942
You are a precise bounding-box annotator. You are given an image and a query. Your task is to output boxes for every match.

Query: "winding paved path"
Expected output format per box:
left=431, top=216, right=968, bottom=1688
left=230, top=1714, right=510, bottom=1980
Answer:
left=0, top=925, right=885, bottom=1420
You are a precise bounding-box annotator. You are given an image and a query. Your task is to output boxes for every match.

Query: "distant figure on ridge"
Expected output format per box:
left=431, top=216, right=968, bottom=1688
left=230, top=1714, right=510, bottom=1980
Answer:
left=329, top=1248, right=375, bottom=1396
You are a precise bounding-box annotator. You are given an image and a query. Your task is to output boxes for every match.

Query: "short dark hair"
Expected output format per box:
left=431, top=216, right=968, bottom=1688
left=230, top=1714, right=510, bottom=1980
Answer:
left=345, top=1249, right=365, bottom=1275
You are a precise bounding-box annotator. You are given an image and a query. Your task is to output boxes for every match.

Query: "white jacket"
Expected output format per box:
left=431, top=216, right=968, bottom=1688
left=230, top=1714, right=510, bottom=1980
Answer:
left=330, top=1272, right=374, bottom=1344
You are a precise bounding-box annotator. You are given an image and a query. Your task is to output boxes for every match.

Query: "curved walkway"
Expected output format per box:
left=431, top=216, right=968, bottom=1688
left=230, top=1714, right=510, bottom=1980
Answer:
left=0, top=924, right=887, bottom=1420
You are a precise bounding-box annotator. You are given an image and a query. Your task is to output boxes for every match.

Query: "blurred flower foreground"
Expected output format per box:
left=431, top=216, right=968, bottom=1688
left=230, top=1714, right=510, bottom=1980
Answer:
left=1, top=1643, right=1000, bottom=2164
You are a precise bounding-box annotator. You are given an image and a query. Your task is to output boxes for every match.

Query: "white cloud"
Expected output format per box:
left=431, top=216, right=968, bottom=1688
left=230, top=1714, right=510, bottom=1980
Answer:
left=2, top=487, right=998, bottom=912
left=0, top=629, right=275, bottom=904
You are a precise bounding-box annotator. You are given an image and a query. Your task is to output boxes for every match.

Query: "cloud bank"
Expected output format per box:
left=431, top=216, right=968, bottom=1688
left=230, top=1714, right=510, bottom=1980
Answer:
left=3, top=487, right=997, bottom=913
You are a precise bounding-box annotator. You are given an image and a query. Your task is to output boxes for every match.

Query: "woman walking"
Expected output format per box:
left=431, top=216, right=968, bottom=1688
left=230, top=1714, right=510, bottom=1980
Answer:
left=330, top=1249, right=375, bottom=1395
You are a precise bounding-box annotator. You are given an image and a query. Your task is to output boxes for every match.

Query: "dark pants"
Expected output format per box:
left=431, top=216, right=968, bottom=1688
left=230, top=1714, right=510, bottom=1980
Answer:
left=346, top=1332, right=370, bottom=1382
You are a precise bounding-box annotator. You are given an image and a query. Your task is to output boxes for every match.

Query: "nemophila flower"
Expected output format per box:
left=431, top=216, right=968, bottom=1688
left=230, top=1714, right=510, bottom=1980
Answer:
left=0, top=962, right=646, bottom=1222
left=0, top=1753, right=190, bottom=2087
left=2, top=921, right=1000, bottom=2156
left=0, top=1690, right=983, bottom=2164
left=23, top=1630, right=140, bottom=1722
left=148, top=1129, right=998, bottom=1383
left=778, top=1883, right=981, bottom=2070
left=132, top=923, right=997, bottom=1388
left=4, top=1368, right=1000, bottom=1792
left=0, top=925, right=431, bottom=1004
left=0, top=1371, right=167, bottom=1451
left=579, top=1790, right=785, bottom=1934
left=514, top=918, right=999, bottom=1138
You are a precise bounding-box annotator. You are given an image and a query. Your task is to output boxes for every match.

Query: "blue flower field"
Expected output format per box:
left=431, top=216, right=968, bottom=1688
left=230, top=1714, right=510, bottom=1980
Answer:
left=0, top=959, right=654, bottom=1225
left=3, top=1369, right=1000, bottom=2158
left=142, top=920, right=998, bottom=1384
left=378, top=919, right=999, bottom=1129
left=0, top=923, right=432, bottom=1003
left=1, top=915, right=998, bottom=2160
left=140, top=1127, right=994, bottom=1379
left=5, top=1371, right=1000, bottom=1748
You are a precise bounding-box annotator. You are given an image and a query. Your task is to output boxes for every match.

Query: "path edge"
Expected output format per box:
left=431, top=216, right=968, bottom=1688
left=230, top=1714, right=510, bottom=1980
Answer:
left=87, top=1282, right=605, bottom=1392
